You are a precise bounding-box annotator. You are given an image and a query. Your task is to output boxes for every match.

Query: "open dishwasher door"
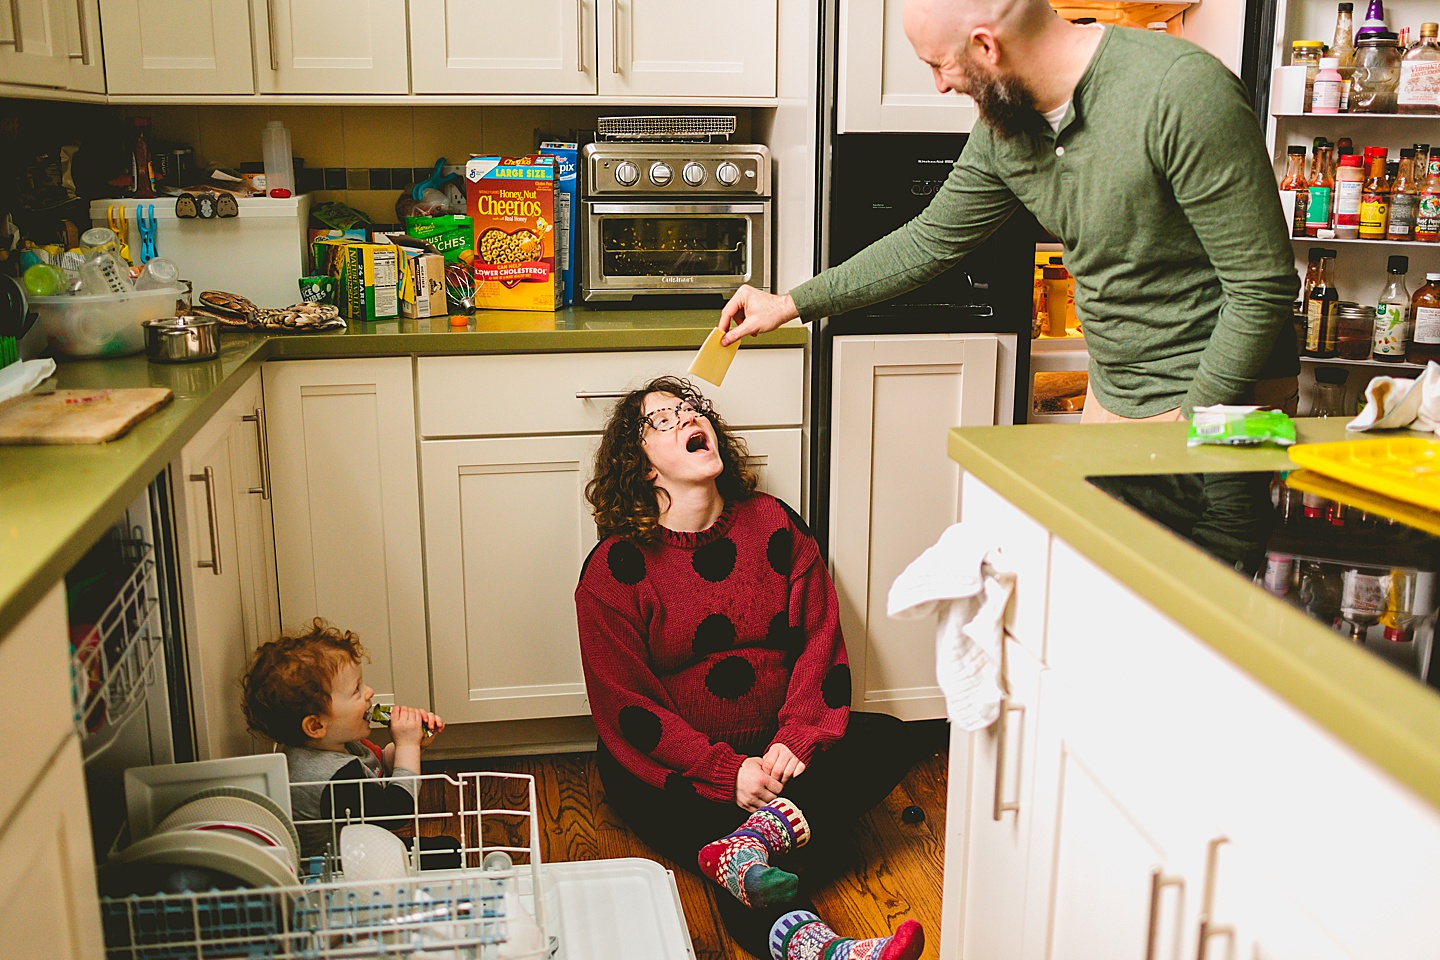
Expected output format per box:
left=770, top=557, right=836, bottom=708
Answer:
left=547, top=858, right=696, bottom=960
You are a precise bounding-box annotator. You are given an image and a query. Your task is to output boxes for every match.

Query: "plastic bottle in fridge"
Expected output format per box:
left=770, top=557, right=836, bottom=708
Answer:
left=262, top=120, right=295, bottom=198
left=1373, top=254, right=1411, bottom=361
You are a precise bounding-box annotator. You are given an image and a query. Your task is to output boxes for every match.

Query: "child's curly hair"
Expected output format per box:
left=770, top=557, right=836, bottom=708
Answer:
left=585, top=375, right=757, bottom=544
left=241, top=618, right=368, bottom=747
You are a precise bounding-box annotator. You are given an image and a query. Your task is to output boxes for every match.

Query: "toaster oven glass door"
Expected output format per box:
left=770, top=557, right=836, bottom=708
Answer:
left=583, top=202, right=770, bottom=300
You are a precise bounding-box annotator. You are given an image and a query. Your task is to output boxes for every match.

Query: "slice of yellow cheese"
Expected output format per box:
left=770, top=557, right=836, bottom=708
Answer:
left=687, top=327, right=741, bottom=386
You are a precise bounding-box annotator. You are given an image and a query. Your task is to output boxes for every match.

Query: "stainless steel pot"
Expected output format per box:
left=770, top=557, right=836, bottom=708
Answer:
left=143, top=315, right=219, bottom=363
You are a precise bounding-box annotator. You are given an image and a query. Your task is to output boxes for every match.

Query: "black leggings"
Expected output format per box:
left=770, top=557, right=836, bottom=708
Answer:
left=596, top=712, right=922, bottom=959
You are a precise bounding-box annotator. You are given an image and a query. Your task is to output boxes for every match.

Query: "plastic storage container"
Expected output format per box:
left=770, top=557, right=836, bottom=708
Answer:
left=89, top=196, right=312, bottom=309
left=20, top=286, right=183, bottom=358
left=262, top=120, right=295, bottom=197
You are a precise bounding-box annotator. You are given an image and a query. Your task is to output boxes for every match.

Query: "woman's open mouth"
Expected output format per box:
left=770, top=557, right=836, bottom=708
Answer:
left=686, top=432, right=710, bottom=453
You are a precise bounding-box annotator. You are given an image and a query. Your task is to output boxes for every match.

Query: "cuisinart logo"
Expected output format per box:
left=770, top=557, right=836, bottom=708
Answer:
left=662, top=276, right=696, bottom=283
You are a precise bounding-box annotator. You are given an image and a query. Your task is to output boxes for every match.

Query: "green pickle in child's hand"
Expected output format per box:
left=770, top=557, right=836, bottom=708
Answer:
left=369, top=703, right=436, bottom=734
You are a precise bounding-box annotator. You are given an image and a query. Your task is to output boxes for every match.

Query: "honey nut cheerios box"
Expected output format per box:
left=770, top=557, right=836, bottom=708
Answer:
left=465, top=155, right=562, bottom=312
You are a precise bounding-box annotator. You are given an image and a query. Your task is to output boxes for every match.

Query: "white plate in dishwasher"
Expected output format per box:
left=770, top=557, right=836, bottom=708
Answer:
left=545, top=858, right=695, bottom=960
left=124, top=754, right=292, bottom=840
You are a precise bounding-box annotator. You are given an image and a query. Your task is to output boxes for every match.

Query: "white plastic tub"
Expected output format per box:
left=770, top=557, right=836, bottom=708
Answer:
left=21, top=286, right=183, bottom=359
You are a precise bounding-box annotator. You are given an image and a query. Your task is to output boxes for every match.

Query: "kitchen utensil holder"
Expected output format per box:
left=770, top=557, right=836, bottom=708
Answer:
left=100, top=770, right=554, bottom=960
left=70, top=535, right=162, bottom=761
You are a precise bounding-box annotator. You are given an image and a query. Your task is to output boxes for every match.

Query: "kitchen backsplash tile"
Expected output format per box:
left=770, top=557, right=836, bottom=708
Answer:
left=340, top=106, right=414, bottom=167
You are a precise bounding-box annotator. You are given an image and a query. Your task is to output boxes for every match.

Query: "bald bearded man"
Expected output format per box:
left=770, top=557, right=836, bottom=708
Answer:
left=721, top=0, right=1299, bottom=421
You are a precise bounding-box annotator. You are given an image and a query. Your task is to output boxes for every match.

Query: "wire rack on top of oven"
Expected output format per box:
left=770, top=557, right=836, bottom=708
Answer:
left=70, top=534, right=163, bottom=760
left=99, top=770, right=555, bottom=960
left=596, top=115, right=736, bottom=141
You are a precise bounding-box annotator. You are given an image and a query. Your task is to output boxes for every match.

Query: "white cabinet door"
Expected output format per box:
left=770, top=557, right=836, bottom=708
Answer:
left=254, top=0, right=408, bottom=93
left=176, top=370, right=277, bottom=759
left=828, top=333, right=1001, bottom=719
left=736, top=427, right=801, bottom=514
left=0, top=0, right=74, bottom=87
left=0, top=738, right=105, bottom=960
left=0, top=584, right=73, bottom=828
left=423, top=433, right=600, bottom=724
left=99, top=0, right=254, bottom=94
left=263, top=358, right=429, bottom=712
left=835, top=0, right=976, bottom=131
left=409, top=0, right=596, bottom=95
left=65, top=0, right=102, bottom=91
left=597, top=0, right=776, bottom=97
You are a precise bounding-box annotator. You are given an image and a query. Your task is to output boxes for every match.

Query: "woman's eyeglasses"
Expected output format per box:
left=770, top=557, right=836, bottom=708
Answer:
left=638, top=398, right=712, bottom=435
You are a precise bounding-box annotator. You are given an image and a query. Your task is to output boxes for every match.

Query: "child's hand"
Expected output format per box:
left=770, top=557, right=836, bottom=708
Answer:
left=389, top=705, right=426, bottom=747
left=419, top=710, right=445, bottom=749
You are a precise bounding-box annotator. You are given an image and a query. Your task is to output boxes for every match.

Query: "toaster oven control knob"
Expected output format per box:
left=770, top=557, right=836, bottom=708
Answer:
left=716, top=161, right=740, bottom=186
left=649, top=162, right=674, bottom=186
left=683, top=162, right=707, bottom=186
left=614, top=161, right=640, bottom=187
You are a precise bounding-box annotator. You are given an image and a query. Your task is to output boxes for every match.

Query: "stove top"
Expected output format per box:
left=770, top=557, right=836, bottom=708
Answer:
left=1087, top=471, right=1440, bottom=686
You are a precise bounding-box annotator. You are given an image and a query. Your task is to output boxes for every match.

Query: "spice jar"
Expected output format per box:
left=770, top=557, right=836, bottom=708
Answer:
left=1350, top=32, right=1402, bottom=112
left=1292, top=40, right=1326, bottom=112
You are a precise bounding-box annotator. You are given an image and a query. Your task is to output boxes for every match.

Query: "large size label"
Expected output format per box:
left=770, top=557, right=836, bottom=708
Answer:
left=1373, top=302, right=1410, bottom=356
left=1415, top=305, right=1440, bottom=344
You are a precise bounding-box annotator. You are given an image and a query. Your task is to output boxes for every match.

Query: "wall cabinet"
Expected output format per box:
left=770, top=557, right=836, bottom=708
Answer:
left=944, top=474, right=1438, bottom=960
left=835, top=0, right=976, bottom=133
left=174, top=368, right=280, bottom=759
left=409, top=0, right=597, bottom=96
left=598, top=0, right=777, bottom=98
left=827, top=333, right=1008, bottom=719
left=263, top=358, right=429, bottom=713
left=100, top=0, right=253, bottom=94
left=253, top=0, right=408, bottom=94
left=0, top=0, right=83, bottom=89
left=417, top=348, right=803, bottom=725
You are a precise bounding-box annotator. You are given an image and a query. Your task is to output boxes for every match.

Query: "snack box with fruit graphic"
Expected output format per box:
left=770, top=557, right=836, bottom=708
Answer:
left=465, top=155, right=561, bottom=312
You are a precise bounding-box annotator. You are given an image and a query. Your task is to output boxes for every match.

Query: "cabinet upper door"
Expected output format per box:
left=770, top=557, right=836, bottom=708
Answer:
left=65, top=0, right=103, bottom=92
left=598, top=0, right=776, bottom=98
left=99, top=0, right=254, bottom=94
left=836, top=0, right=976, bottom=131
left=409, top=0, right=596, bottom=95
left=0, top=0, right=74, bottom=88
left=254, top=0, right=408, bottom=93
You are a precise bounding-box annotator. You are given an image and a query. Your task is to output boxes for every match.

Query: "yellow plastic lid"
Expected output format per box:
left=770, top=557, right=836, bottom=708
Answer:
left=1292, top=39, right=1325, bottom=47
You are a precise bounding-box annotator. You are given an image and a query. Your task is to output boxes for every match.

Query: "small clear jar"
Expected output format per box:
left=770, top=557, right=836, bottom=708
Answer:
left=1292, top=40, right=1326, bottom=111
left=1351, top=33, right=1402, bottom=112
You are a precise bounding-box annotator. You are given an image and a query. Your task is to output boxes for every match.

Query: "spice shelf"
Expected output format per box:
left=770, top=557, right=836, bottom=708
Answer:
left=1299, top=354, right=1427, bottom=371
left=1289, top=236, right=1440, bottom=247
left=1273, top=112, right=1437, bottom=119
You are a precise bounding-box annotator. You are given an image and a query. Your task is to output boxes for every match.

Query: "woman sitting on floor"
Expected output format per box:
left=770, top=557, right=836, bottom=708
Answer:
left=575, top=375, right=925, bottom=960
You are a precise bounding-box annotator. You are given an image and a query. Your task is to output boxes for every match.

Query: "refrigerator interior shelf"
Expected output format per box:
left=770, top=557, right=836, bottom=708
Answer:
left=1289, top=235, right=1440, bottom=247
left=71, top=536, right=162, bottom=761
left=1300, top=355, right=1427, bottom=372
left=1273, top=111, right=1433, bottom=119
left=1048, top=0, right=1192, bottom=27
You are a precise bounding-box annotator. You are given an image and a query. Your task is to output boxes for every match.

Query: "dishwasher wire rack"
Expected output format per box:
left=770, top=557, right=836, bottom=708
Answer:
left=100, top=770, right=552, bottom=960
left=71, top=536, right=163, bottom=759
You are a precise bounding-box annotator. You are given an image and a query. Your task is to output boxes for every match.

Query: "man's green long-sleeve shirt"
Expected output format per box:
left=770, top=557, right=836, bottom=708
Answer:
left=793, top=27, right=1298, bottom=418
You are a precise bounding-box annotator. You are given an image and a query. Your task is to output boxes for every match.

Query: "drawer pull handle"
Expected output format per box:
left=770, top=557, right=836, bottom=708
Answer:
left=69, top=0, right=89, bottom=63
left=1145, top=869, right=1184, bottom=960
left=265, top=0, right=279, bottom=71
left=240, top=407, right=272, bottom=500
left=575, top=390, right=631, bottom=400
left=611, top=0, right=620, bottom=73
left=577, top=0, right=584, bottom=71
left=1195, top=836, right=1233, bottom=960
left=190, top=467, right=223, bottom=576
left=0, top=0, right=22, bottom=50
left=990, top=698, right=1025, bottom=821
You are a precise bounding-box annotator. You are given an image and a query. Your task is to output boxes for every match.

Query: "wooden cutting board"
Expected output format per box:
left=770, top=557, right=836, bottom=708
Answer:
left=0, top=387, right=173, bottom=444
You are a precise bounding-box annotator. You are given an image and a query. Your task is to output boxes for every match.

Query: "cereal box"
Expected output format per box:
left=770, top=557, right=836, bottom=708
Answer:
left=465, top=155, right=561, bottom=312
left=538, top=142, right=578, bottom=306
left=399, top=250, right=446, bottom=319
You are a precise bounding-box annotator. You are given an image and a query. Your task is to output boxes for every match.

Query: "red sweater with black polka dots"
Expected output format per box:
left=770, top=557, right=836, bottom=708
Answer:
left=575, top=494, right=851, bottom=803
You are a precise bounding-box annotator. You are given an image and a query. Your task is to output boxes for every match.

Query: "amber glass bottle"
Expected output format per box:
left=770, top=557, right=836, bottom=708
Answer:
left=1409, top=271, right=1440, bottom=363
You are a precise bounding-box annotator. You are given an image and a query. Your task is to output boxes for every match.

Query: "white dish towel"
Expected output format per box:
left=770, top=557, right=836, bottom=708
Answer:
left=887, top=523, right=1015, bottom=731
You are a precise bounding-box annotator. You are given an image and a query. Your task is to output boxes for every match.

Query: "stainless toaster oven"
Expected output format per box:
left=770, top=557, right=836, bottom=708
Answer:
left=580, top=142, right=771, bottom=302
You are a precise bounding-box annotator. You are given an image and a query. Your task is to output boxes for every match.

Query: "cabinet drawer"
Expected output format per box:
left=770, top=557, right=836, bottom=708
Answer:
left=0, top=584, right=74, bottom=827
left=417, top=348, right=804, bottom=438
left=960, top=475, right=1050, bottom=660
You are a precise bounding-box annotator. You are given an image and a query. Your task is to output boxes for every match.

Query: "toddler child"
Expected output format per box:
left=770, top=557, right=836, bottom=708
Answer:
left=241, top=618, right=447, bottom=861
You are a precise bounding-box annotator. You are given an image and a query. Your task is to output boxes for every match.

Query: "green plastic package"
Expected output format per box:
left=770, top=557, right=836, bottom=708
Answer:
left=1187, top=406, right=1297, bottom=447
left=405, top=215, right=474, bottom=263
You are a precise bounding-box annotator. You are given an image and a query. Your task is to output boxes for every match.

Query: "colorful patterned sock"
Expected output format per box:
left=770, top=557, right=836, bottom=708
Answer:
left=768, top=911, right=925, bottom=960
left=697, top=798, right=811, bottom=908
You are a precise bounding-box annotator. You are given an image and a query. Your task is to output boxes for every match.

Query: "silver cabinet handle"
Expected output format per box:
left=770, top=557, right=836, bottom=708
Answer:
left=576, top=0, right=584, bottom=71
left=190, top=467, right=223, bottom=576
left=1195, top=837, right=1234, bottom=960
left=610, top=0, right=619, bottom=73
left=0, top=0, right=23, bottom=51
left=266, top=0, right=279, bottom=71
left=68, top=0, right=89, bottom=63
left=575, top=389, right=630, bottom=399
left=240, top=407, right=271, bottom=500
left=1145, top=869, right=1184, bottom=960
left=990, top=698, right=1025, bottom=820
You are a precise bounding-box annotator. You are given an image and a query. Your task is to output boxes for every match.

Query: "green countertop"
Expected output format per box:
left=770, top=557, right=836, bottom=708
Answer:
left=948, top=419, right=1440, bottom=810
left=0, top=308, right=805, bottom=637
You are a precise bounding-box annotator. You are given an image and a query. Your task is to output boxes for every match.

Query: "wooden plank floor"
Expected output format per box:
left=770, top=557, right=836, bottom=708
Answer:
left=426, top=723, right=949, bottom=960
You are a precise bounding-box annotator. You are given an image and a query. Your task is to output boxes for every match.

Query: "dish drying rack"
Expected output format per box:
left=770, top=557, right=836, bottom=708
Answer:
left=100, top=771, right=555, bottom=960
left=71, top=534, right=164, bottom=761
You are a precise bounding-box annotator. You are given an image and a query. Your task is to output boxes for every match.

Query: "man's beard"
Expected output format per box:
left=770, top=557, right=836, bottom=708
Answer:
left=961, top=61, right=1037, bottom=139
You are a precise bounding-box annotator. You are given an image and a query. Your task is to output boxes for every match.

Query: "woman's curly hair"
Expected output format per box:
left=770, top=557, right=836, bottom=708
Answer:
left=586, top=375, right=757, bottom=544
left=241, top=618, right=368, bottom=747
